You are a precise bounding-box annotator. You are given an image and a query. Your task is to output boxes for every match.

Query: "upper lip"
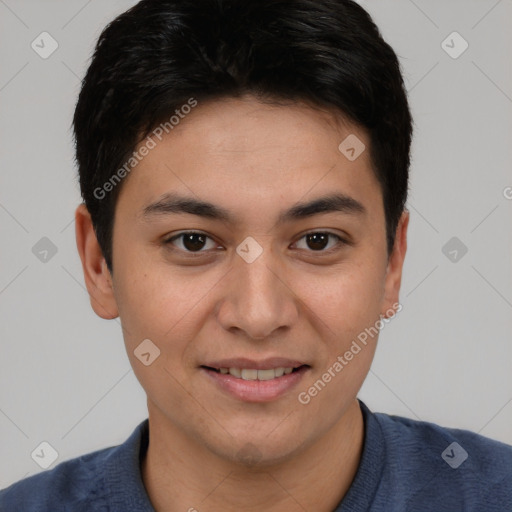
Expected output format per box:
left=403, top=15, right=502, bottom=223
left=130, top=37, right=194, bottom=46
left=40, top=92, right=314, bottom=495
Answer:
left=201, top=358, right=308, bottom=370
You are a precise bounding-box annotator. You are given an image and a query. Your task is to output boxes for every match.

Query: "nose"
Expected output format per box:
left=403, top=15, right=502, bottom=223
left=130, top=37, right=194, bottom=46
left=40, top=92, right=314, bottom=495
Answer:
left=215, top=241, right=299, bottom=341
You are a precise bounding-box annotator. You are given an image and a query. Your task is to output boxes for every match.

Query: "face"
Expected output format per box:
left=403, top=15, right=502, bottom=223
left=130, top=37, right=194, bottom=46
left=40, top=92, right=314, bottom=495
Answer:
left=77, top=95, right=407, bottom=466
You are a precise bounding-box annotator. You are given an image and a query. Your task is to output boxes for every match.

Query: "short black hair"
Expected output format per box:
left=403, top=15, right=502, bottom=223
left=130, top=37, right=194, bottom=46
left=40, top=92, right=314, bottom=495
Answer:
left=73, top=0, right=413, bottom=272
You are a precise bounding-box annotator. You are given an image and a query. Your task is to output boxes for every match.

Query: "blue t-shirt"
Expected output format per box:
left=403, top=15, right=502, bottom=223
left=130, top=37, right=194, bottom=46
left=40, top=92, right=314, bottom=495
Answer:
left=1, top=400, right=511, bottom=511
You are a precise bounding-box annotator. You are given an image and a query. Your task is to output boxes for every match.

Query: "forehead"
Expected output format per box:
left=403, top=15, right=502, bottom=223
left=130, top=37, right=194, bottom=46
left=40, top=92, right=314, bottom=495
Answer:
left=116, top=95, right=382, bottom=224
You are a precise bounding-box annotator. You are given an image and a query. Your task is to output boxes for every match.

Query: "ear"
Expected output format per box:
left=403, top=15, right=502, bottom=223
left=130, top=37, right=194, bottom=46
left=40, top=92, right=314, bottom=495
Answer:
left=381, top=209, right=409, bottom=317
left=75, top=203, right=119, bottom=319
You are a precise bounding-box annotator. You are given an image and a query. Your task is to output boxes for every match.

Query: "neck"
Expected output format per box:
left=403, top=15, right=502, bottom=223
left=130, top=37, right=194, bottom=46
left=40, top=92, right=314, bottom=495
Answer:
left=141, top=399, right=364, bottom=512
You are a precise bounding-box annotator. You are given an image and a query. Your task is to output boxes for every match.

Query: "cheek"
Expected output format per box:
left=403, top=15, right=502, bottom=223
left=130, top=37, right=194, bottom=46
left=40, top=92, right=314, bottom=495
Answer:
left=297, top=259, right=385, bottom=342
left=113, top=256, right=225, bottom=364
left=112, top=259, right=183, bottom=354
left=114, top=266, right=195, bottom=406
left=294, top=266, right=382, bottom=424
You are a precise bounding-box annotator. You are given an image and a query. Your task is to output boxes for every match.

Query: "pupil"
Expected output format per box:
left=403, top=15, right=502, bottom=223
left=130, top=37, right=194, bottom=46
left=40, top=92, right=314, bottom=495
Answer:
left=307, top=233, right=328, bottom=251
left=183, top=233, right=206, bottom=251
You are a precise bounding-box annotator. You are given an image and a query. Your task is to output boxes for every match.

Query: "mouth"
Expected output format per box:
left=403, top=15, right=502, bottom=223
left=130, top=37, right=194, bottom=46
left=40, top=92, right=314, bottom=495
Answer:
left=200, top=365, right=308, bottom=381
left=199, top=360, right=311, bottom=402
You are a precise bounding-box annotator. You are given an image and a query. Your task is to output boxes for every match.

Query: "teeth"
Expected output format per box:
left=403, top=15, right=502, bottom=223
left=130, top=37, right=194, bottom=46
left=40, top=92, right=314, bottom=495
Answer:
left=216, top=367, right=296, bottom=380
left=274, top=367, right=285, bottom=377
left=257, top=369, right=276, bottom=381
left=241, top=369, right=258, bottom=380
left=229, top=367, right=241, bottom=378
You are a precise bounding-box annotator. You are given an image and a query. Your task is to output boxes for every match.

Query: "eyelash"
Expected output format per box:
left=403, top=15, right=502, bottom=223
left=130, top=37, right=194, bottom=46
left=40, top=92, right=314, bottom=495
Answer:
left=163, top=230, right=348, bottom=256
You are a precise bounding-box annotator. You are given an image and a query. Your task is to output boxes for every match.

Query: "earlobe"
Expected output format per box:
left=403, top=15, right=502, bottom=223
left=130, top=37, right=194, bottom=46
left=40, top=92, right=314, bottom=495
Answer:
left=75, top=203, right=119, bottom=320
left=381, top=209, right=409, bottom=317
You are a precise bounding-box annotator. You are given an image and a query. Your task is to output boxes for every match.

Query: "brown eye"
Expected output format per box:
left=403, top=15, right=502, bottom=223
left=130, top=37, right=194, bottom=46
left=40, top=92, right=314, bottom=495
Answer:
left=294, top=232, right=346, bottom=252
left=306, top=233, right=329, bottom=250
left=165, top=232, right=217, bottom=253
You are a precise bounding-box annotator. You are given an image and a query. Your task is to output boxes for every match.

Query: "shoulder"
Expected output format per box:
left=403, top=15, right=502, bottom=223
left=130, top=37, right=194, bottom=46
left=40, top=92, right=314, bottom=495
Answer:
left=373, top=409, right=512, bottom=510
left=0, top=444, right=116, bottom=512
left=0, top=419, right=150, bottom=512
left=375, top=410, right=512, bottom=470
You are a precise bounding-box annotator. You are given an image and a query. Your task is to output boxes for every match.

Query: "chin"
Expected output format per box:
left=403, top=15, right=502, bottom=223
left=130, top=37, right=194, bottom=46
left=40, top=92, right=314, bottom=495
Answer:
left=211, top=429, right=310, bottom=469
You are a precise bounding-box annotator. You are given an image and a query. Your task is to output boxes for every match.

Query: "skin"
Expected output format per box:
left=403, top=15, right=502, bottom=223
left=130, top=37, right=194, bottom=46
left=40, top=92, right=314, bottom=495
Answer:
left=75, top=95, right=408, bottom=511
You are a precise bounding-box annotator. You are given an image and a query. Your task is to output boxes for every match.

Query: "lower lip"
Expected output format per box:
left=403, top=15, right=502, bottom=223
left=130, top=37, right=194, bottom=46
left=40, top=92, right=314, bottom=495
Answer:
left=201, top=366, right=309, bottom=402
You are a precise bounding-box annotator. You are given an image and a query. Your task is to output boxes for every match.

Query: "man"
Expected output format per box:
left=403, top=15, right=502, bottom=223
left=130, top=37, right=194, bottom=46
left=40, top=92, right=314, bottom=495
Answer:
left=1, top=0, right=511, bottom=510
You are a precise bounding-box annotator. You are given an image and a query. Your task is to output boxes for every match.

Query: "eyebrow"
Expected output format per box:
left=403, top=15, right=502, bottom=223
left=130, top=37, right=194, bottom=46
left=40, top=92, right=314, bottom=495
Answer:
left=141, top=192, right=366, bottom=224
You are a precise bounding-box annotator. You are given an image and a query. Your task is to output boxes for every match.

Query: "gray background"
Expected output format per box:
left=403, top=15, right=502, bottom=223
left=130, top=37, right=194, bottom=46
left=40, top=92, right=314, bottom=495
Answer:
left=1, top=0, right=511, bottom=488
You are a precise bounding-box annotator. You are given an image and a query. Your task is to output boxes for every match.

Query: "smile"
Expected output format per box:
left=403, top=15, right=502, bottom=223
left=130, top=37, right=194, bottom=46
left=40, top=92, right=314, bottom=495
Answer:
left=203, top=366, right=301, bottom=380
left=200, top=364, right=310, bottom=402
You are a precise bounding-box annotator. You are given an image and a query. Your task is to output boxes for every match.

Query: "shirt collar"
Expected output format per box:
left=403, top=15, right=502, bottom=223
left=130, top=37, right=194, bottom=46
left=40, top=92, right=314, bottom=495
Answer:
left=101, top=399, right=384, bottom=511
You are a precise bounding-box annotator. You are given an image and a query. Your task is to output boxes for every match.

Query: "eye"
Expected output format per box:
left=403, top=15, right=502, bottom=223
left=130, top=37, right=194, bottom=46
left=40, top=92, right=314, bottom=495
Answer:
left=163, top=230, right=348, bottom=256
left=293, top=231, right=347, bottom=252
left=164, top=231, right=219, bottom=253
